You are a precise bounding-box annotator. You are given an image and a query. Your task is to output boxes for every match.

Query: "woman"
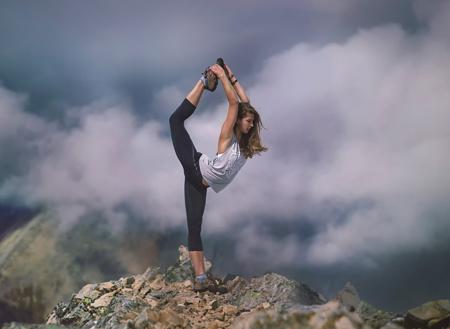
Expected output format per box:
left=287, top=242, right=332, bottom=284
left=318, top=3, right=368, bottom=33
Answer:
left=169, top=60, right=267, bottom=293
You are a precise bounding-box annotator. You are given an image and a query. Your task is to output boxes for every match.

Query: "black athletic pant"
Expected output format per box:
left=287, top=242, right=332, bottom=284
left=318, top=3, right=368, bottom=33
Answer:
left=169, top=98, right=207, bottom=251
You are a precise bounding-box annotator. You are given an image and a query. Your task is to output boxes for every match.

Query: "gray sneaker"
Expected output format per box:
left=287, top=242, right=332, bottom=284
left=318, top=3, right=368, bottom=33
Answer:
left=193, top=278, right=209, bottom=293
left=201, top=67, right=218, bottom=91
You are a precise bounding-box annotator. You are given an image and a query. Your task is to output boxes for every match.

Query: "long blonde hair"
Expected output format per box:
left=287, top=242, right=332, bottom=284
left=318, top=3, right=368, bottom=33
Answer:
left=234, top=102, right=268, bottom=159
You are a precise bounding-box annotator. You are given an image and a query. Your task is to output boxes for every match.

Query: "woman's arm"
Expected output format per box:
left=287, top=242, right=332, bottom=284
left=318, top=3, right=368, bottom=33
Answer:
left=225, top=64, right=250, bottom=103
left=209, top=64, right=239, bottom=153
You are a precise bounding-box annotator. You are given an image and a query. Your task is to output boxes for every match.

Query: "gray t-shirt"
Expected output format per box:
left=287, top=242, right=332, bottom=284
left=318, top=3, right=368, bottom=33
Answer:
left=199, top=134, right=247, bottom=193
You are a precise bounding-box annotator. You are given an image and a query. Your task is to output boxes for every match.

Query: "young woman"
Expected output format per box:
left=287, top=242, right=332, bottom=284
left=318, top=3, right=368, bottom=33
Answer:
left=169, top=61, right=267, bottom=293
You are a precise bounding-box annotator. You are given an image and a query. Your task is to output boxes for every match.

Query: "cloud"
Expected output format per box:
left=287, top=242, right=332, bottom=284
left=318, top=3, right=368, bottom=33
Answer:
left=0, top=0, right=418, bottom=119
left=244, top=13, right=449, bottom=266
left=192, top=4, right=450, bottom=266
left=1, top=0, right=449, bottom=273
left=0, top=90, right=187, bottom=232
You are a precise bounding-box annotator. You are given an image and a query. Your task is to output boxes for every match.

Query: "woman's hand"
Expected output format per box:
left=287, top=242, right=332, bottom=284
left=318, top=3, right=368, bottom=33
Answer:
left=211, top=63, right=238, bottom=104
left=209, top=64, right=226, bottom=79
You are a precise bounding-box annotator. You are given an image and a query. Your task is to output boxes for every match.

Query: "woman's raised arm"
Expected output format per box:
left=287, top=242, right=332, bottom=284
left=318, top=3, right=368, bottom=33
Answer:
left=224, top=64, right=250, bottom=103
left=209, top=64, right=239, bottom=153
left=210, top=64, right=239, bottom=106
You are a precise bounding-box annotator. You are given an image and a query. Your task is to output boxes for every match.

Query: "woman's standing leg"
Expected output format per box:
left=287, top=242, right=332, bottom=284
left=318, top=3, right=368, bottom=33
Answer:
left=169, top=79, right=208, bottom=277
left=185, top=177, right=207, bottom=275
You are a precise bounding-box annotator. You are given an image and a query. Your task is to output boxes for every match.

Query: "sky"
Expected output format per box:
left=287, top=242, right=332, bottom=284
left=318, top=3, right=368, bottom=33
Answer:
left=1, top=0, right=450, bottom=313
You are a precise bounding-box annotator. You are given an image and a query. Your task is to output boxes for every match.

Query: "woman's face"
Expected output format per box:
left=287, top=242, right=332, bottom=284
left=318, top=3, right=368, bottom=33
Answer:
left=237, top=113, right=254, bottom=134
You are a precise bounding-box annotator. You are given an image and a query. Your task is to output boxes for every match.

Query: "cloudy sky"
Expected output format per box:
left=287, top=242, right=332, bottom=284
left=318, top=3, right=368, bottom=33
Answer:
left=1, top=0, right=450, bottom=312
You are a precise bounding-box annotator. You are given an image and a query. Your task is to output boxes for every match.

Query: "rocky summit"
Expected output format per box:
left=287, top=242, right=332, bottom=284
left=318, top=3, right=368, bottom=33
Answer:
left=2, top=245, right=450, bottom=329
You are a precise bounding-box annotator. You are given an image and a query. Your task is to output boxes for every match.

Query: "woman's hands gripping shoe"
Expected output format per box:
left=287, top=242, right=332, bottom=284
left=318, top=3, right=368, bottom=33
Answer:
left=201, top=66, right=218, bottom=92
left=209, top=64, right=227, bottom=80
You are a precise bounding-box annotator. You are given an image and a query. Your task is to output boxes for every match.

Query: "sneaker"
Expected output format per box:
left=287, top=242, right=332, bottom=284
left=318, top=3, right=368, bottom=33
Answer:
left=201, top=67, right=218, bottom=91
left=193, top=278, right=209, bottom=293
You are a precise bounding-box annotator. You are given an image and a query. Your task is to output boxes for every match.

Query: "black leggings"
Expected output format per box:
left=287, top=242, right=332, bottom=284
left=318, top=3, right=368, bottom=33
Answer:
left=169, top=98, right=207, bottom=251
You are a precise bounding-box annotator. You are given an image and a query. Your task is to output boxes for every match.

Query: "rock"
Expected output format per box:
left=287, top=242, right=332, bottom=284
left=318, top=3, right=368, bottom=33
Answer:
left=118, top=310, right=140, bottom=322
left=133, top=307, right=151, bottom=329
left=207, top=321, right=220, bottom=329
left=147, top=309, right=160, bottom=322
left=209, top=299, right=220, bottom=310
left=159, top=308, right=183, bottom=326
left=405, top=299, right=450, bottom=329
left=335, top=315, right=359, bottom=329
left=224, top=273, right=239, bottom=283
left=223, top=304, right=239, bottom=315
left=42, top=244, right=448, bottom=329
left=96, top=281, right=117, bottom=293
left=229, top=272, right=326, bottom=311
left=391, top=317, right=404, bottom=326
left=119, top=276, right=135, bottom=288
left=163, top=245, right=212, bottom=283
left=357, top=300, right=399, bottom=329
left=45, top=312, right=58, bottom=325
left=141, top=266, right=161, bottom=281
left=215, top=312, right=225, bottom=321
left=138, top=284, right=152, bottom=298
left=145, top=297, right=159, bottom=308
left=131, top=276, right=146, bottom=292
left=335, top=282, right=361, bottom=312
left=0, top=212, right=165, bottom=324
left=148, top=275, right=165, bottom=290
left=380, top=322, right=404, bottom=329
left=230, top=301, right=370, bottom=329
left=187, top=296, right=202, bottom=305
left=91, top=291, right=116, bottom=308
left=226, top=276, right=248, bottom=294
left=74, top=283, right=100, bottom=300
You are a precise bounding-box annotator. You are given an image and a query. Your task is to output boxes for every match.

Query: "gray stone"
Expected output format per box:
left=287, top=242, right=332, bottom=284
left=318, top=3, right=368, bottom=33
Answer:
left=405, top=299, right=450, bottom=329
left=229, top=272, right=327, bottom=311
left=357, top=301, right=399, bottom=329
left=141, top=266, right=160, bottom=282
left=163, top=245, right=212, bottom=283
left=336, top=282, right=361, bottom=312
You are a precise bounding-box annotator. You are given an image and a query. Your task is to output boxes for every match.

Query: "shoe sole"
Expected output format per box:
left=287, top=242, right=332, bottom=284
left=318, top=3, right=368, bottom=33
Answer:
left=203, top=68, right=218, bottom=91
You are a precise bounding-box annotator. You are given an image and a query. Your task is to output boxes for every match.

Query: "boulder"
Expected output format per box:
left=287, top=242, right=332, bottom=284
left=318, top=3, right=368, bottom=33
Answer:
left=357, top=300, right=400, bottom=329
left=335, top=282, right=361, bottom=312
left=163, top=245, right=212, bottom=283
left=405, top=299, right=450, bottom=329
left=229, top=272, right=327, bottom=311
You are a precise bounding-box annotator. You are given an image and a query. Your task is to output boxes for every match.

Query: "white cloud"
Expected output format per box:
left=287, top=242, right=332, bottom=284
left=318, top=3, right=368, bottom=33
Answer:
left=0, top=91, right=186, bottom=232
left=245, top=18, right=449, bottom=266
left=0, top=86, right=49, bottom=143
left=1, top=1, right=450, bottom=269
left=193, top=6, right=450, bottom=266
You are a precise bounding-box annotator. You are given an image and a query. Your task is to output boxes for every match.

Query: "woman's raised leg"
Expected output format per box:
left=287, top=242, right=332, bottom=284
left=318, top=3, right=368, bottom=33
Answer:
left=169, top=80, right=206, bottom=189
left=186, top=80, right=205, bottom=107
